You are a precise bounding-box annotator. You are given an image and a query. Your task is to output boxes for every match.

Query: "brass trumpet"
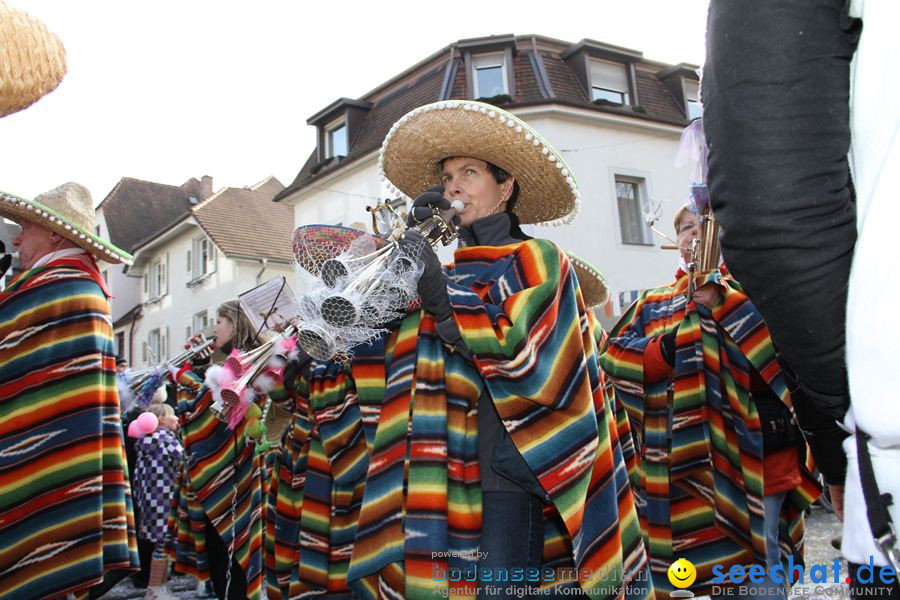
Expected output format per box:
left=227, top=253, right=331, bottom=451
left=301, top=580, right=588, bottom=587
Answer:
left=126, top=335, right=217, bottom=394
left=687, top=183, right=720, bottom=297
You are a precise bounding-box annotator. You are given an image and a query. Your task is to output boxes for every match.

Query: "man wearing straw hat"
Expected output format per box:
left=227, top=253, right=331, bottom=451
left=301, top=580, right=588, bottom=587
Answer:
left=0, top=183, right=140, bottom=598
left=312, top=100, right=653, bottom=600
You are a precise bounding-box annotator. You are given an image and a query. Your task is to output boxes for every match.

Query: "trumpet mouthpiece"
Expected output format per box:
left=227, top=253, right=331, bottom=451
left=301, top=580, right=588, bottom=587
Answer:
left=450, top=200, right=464, bottom=212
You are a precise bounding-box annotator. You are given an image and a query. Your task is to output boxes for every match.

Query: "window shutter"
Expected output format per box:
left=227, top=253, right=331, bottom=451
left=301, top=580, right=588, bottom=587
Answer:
left=143, top=272, right=149, bottom=297
left=142, top=341, right=147, bottom=364
left=186, top=243, right=193, bottom=278
left=590, top=59, right=629, bottom=93
left=208, top=240, right=217, bottom=274
left=161, top=326, right=168, bottom=362
left=185, top=316, right=193, bottom=342
left=160, top=254, right=167, bottom=296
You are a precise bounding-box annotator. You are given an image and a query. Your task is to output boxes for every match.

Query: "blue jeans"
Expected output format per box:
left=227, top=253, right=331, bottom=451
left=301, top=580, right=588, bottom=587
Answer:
left=478, top=491, right=545, bottom=600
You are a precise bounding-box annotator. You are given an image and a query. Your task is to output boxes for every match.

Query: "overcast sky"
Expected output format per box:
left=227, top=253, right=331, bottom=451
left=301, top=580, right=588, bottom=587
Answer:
left=3, top=0, right=710, bottom=205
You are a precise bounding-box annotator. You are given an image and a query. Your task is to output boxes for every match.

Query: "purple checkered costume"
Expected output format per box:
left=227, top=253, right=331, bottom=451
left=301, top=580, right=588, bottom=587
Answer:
left=134, top=427, right=184, bottom=543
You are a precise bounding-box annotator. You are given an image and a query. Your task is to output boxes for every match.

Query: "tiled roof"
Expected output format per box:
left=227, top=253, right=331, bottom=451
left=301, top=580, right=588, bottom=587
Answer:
left=192, top=177, right=293, bottom=262
left=275, top=34, right=693, bottom=202
left=540, top=49, right=589, bottom=104
left=636, top=68, right=687, bottom=122
left=99, top=176, right=211, bottom=252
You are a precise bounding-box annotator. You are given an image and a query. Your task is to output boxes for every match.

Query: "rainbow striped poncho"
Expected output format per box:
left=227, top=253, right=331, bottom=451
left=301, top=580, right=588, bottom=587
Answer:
left=266, top=238, right=652, bottom=600
left=166, top=369, right=266, bottom=599
left=264, top=346, right=382, bottom=600
left=0, top=263, right=139, bottom=598
left=599, top=270, right=821, bottom=599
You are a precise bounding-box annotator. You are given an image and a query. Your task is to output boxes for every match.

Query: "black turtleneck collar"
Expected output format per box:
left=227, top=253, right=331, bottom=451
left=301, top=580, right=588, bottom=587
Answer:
left=219, top=339, right=234, bottom=356
left=458, top=211, right=531, bottom=248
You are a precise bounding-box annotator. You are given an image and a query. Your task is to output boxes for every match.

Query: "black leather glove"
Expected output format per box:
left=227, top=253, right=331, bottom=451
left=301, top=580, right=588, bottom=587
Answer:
left=784, top=375, right=849, bottom=485
left=399, top=228, right=452, bottom=321
left=406, top=185, right=451, bottom=227
left=283, top=347, right=313, bottom=393
left=660, top=329, right=677, bottom=367
left=0, top=240, right=10, bottom=280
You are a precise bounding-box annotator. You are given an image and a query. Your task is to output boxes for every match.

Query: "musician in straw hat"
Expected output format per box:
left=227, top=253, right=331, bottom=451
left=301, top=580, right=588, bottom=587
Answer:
left=599, top=195, right=820, bottom=600
left=268, top=100, right=653, bottom=600
left=0, top=183, right=140, bottom=597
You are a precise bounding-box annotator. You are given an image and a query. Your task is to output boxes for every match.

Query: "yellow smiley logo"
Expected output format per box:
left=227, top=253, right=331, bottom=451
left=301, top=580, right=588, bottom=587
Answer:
left=667, top=558, right=696, bottom=589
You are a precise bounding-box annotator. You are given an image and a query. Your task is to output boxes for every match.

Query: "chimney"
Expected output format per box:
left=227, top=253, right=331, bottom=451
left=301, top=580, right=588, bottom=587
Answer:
left=200, top=175, right=213, bottom=199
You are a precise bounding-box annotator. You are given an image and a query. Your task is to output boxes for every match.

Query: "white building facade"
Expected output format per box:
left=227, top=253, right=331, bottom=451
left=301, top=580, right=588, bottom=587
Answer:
left=126, top=220, right=294, bottom=367
left=97, top=176, right=295, bottom=368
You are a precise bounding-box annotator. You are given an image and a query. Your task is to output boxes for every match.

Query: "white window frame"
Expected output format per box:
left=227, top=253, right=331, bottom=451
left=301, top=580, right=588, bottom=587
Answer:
left=115, top=331, right=125, bottom=357
left=192, top=309, right=208, bottom=336
left=590, top=58, right=630, bottom=105
left=472, top=52, right=509, bottom=99
left=612, top=174, right=654, bottom=247
left=148, top=255, right=167, bottom=300
left=188, top=235, right=216, bottom=285
left=325, top=118, right=348, bottom=159
left=147, top=326, right=167, bottom=363
left=683, top=79, right=702, bottom=120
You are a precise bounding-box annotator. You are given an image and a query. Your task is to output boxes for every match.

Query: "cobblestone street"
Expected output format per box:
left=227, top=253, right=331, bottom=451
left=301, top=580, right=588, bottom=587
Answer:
left=789, top=506, right=848, bottom=600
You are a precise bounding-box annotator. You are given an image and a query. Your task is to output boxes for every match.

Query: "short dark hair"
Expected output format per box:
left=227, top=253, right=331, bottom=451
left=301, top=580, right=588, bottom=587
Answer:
left=486, top=163, right=520, bottom=211
left=438, top=157, right=520, bottom=211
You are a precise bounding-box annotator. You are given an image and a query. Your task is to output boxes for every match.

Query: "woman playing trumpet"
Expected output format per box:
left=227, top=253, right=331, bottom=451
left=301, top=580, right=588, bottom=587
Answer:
left=166, top=300, right=266, bottom=600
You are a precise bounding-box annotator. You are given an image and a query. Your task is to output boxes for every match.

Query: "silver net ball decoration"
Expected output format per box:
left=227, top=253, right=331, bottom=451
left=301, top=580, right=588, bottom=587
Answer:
left=291, top=200, right=460, bottom=361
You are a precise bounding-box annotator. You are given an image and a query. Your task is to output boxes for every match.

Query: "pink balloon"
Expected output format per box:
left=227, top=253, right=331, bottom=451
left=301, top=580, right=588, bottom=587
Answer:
left=127, top=420, right=141, bottom=438
left=136, top=412, right=158, bottom=435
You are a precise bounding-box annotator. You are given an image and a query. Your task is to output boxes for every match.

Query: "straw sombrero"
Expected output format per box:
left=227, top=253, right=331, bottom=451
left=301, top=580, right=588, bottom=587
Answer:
left=568, top=252, right=609, bottom=309
left=378, top=100, right=580, bottom=226
left=0, top=1, right=67, bottom=118
left=0, top=183, right=133, bottom=264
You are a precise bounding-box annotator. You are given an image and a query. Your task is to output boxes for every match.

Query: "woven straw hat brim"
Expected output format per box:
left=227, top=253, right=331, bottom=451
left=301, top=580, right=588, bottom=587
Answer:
left=264, top=403, right=292, bottom=444
left=0, top=191, right=133, bottom=265
left=0, top=1, right=67, bottom=118
left=569, top=252, right=609, bottom=309
left=379, top=100, right=580, bottom=227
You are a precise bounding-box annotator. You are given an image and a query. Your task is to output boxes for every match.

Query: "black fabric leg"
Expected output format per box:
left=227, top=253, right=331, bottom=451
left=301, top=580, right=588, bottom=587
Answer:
left=204, top=517, right=248, bottom=600
left=703, top=0, right=860, bottom=482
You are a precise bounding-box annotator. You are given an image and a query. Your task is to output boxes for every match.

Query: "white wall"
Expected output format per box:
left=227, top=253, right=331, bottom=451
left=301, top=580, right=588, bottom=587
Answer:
left=128, top=224, right=294, bottom=368
left=515, top=108, right=692, bottom=307
left=291, top=153, right=382, bottom=229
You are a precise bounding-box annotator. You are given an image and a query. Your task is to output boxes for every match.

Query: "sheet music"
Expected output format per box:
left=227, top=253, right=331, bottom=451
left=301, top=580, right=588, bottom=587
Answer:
left=238, top=276, right=300, bottom=333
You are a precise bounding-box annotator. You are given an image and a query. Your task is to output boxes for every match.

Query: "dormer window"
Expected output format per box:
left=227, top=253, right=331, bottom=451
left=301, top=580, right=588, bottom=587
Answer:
left=325, top=119, right=348, bottom=159
left=590, top=58, right=630, bottom=105
left=473, top=53, right=508, bottom=98
left=684, top=79, right=702, bottom=120
left=307, top=98, right=372, bottom=164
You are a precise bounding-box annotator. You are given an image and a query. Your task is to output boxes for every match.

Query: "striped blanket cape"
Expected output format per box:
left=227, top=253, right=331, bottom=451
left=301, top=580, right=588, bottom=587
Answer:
left=0, top=262, right=139, bottom=598
left=166, top=369, right=265, bottom=599
left=599, top=269, right=821, bottom=599
left=266, top=238, right=652, bottom=600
